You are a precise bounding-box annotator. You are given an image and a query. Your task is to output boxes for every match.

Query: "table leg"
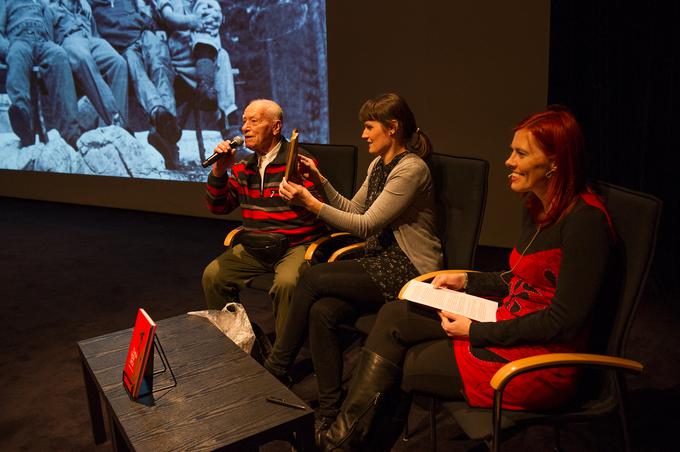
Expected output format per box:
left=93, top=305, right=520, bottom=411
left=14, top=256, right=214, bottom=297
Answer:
left=108, top=411, right=132, bottom=452
left=295, top=422, right=315, bottom=452
left=80, top=358, right=107, bottom=444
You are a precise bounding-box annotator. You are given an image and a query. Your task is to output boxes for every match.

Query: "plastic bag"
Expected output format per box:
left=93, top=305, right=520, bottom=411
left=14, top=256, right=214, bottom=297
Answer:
left=188, top=303, right=256, bottom=353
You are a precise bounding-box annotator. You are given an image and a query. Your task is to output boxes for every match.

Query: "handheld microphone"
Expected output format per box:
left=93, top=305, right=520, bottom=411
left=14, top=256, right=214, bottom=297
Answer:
left=201, top=136, right=245, bottom=168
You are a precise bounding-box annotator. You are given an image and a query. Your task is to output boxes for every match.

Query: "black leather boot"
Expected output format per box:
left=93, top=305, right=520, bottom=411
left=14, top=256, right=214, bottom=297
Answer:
left=9, top=105, right=35, bottom=148
left=321, top=350, right=401, bottom=451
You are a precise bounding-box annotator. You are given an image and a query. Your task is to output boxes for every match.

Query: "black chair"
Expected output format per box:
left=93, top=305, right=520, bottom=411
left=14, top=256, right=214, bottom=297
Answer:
left=224, top=142, right=358, bottom=293
left=401, top=181, right=662, bottom=452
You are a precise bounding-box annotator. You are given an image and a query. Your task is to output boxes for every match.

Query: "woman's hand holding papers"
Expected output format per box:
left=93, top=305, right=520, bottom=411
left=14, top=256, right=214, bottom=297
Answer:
left=431, top=272, right=467, bottom=291
left=438, top=310, right=471, bottom=338
left=432, top=273, right=471, bottom=337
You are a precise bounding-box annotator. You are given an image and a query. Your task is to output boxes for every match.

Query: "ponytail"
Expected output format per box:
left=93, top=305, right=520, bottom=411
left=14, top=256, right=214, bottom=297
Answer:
left=407, top=127, right=433, bottom=160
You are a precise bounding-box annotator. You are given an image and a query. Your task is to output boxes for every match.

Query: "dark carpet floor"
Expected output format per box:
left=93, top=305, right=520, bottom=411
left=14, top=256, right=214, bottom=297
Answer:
left=0, top=196, right=677, bottom=451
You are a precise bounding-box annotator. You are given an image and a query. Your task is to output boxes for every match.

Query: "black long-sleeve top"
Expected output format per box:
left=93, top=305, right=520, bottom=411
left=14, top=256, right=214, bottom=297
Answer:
left=467, top=197, right=615, bottom=350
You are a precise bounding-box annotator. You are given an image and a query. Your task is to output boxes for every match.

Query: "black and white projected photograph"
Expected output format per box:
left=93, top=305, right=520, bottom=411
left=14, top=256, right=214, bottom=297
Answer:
left=0, top=0, right=328, bottom=182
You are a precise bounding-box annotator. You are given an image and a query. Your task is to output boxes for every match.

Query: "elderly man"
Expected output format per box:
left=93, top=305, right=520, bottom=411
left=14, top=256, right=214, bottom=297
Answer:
left=49, top=0, right=128, bottom=129
left=202, top=99, right=327, bottom=336
left=0, top=0, right=81, bottom=148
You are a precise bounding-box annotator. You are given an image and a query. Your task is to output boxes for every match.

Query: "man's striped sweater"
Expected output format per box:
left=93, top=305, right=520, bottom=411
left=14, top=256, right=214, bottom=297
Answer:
left=205, top=140, right=328, bottom=246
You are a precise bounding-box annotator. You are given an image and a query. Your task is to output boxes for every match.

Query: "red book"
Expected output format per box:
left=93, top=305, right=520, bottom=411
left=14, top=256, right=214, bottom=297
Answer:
left=122, top=308, right=157, bottom=399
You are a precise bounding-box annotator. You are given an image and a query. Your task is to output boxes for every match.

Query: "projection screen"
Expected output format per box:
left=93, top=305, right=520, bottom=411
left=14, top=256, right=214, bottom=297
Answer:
left=0, top=0, right=328, bottom=181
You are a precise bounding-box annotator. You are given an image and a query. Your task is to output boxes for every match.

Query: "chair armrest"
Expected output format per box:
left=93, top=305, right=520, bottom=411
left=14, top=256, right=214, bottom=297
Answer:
left=328, top=242, right=366, bottom=262
left=305, top=232, right=365, bottom=264
left=224, top=226, right=244, bottom=247
left=490, top=352, right=644, bottom=391
left=487, top=352, right=644, bottom=452
left=397, top=269, right=476, bottom=300
left=305, top=232, right=351, bottom=261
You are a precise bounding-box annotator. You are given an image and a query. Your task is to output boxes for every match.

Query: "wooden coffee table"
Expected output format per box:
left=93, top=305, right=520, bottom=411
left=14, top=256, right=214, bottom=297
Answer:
left=78, top=314, right=314, bottom=451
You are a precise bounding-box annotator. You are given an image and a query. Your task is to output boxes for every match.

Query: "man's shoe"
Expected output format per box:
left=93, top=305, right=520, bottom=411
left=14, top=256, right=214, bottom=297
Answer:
left=152, top=107, right=181, bottom=144
left=148, top=130, right=180, bottom=170
left=262, top=359, right=293, bottom=387
left=66, top=135, right=80, bottom=151
left=251, top=321, right=273, bottom=362
left=8, top=105, right=35, bottom=148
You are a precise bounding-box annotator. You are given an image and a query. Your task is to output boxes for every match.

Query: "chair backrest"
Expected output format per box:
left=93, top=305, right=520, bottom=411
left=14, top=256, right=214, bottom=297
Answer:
left=590, top=181, right=662, bottom=357
left=299, top=143, right=358, bottom=199
left=428, top=153, right=490, bottom=268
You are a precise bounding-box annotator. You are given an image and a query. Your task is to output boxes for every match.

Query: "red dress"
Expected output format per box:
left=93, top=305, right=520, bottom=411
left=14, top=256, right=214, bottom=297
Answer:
left=455, top=194, right=614, bottom=410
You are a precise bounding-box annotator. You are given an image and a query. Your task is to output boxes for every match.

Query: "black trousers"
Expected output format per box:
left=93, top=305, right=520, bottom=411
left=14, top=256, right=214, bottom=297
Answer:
left=267, top=260, right=385, bottom=417
left=365, top=301, right=465, bottom=400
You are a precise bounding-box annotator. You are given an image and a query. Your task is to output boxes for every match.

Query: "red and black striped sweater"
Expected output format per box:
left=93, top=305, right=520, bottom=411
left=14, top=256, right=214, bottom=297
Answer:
left=205, top=140, right=328, bottom=246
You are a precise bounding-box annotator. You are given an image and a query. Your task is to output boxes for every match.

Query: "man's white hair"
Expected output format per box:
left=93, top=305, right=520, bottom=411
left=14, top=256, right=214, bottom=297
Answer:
left=248, top=99, right=283, bottom=122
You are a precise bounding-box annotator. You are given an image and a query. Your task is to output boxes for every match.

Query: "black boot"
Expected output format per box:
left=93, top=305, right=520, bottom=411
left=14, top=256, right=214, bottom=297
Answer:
left=147, top=130, right=180, bottom=170
left=9, top=105, right=35, bottom=148
left=151, top=106, right=181, bottom=144
left=315, top=413, right=336, bottom=449
left=321, top=350, right=401, bottom=452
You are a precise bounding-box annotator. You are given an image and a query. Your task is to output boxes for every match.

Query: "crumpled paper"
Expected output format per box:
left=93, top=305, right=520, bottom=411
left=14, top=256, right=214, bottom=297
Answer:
left=188, top=303, right=256, bottom=353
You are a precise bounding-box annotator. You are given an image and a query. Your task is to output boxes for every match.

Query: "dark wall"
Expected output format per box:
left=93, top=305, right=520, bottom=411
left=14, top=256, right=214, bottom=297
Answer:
left=548, top=0, right=679, bottom=291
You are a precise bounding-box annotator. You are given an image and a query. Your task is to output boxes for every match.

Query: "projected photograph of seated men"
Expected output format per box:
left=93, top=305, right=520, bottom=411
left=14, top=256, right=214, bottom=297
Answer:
left=0, top=0, right=328, bottom=182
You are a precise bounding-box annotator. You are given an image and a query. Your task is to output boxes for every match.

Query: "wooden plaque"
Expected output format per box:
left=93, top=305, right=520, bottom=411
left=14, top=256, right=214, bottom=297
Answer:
left=284, top=129, right=300, bottom=181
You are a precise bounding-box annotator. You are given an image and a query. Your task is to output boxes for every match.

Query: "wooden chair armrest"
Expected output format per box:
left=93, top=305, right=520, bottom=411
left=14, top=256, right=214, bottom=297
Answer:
left=305, top=232, right=353, bottom=261
left=224, top=226, right=244, bottom=247
left=397, top=269, right=476, bottom=300
left=488, top=353, right=644, bottom=450
left=490, top=353, right=644, bottom=391
left=328, top=242, right=366, bottom=262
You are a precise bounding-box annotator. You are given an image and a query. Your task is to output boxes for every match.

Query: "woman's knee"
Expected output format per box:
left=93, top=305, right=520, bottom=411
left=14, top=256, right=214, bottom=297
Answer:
left=291, top=262, right=334, bottom=296
left=373, top=301, right=409, bottom=330
left=309, top=298, right=352, bottom=329
left=402, top=340, right=462, bottom=398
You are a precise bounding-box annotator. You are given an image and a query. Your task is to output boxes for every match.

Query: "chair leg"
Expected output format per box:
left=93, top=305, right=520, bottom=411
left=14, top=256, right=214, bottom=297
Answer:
left=31, top=68, right=48, bottom=144
left=491, top=390, right=503, bottom=452
left=553, top=424, right=563, bottom=452
left=614, top=372, right=634, bottom=452
left=401, top=408, right=410, bottom=442
left=429, top=395, right=437, bottom=452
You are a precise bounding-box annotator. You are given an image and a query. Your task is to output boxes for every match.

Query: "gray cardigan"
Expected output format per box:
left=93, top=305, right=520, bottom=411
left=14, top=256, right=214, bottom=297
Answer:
left=318, top=152, right=443, bottom=274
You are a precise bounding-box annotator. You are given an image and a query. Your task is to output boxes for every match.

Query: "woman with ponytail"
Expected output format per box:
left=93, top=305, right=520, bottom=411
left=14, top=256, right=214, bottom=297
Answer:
left=264, top=92, right=443, bottom=439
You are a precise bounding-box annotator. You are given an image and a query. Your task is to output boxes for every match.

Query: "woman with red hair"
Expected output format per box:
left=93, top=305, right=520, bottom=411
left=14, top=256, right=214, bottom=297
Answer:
left=320, top=106, right=616, bottom=451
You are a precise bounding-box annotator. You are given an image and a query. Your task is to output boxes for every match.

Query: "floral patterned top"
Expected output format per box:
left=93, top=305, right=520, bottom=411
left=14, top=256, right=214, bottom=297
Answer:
left=357, top=152, right=419, bottom=300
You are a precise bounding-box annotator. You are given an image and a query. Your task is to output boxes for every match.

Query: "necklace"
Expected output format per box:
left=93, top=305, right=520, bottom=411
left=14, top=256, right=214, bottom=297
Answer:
left=500, top=226, right=541, bottom=286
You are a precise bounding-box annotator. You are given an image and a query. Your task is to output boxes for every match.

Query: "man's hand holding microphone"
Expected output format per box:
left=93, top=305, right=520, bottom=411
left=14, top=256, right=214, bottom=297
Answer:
left=202, top=136, right=244, bottom=176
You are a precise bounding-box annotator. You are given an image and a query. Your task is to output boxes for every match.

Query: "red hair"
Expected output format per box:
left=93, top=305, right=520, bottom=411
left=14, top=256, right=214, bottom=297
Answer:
left=514, top=105, right=586, bottom=225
